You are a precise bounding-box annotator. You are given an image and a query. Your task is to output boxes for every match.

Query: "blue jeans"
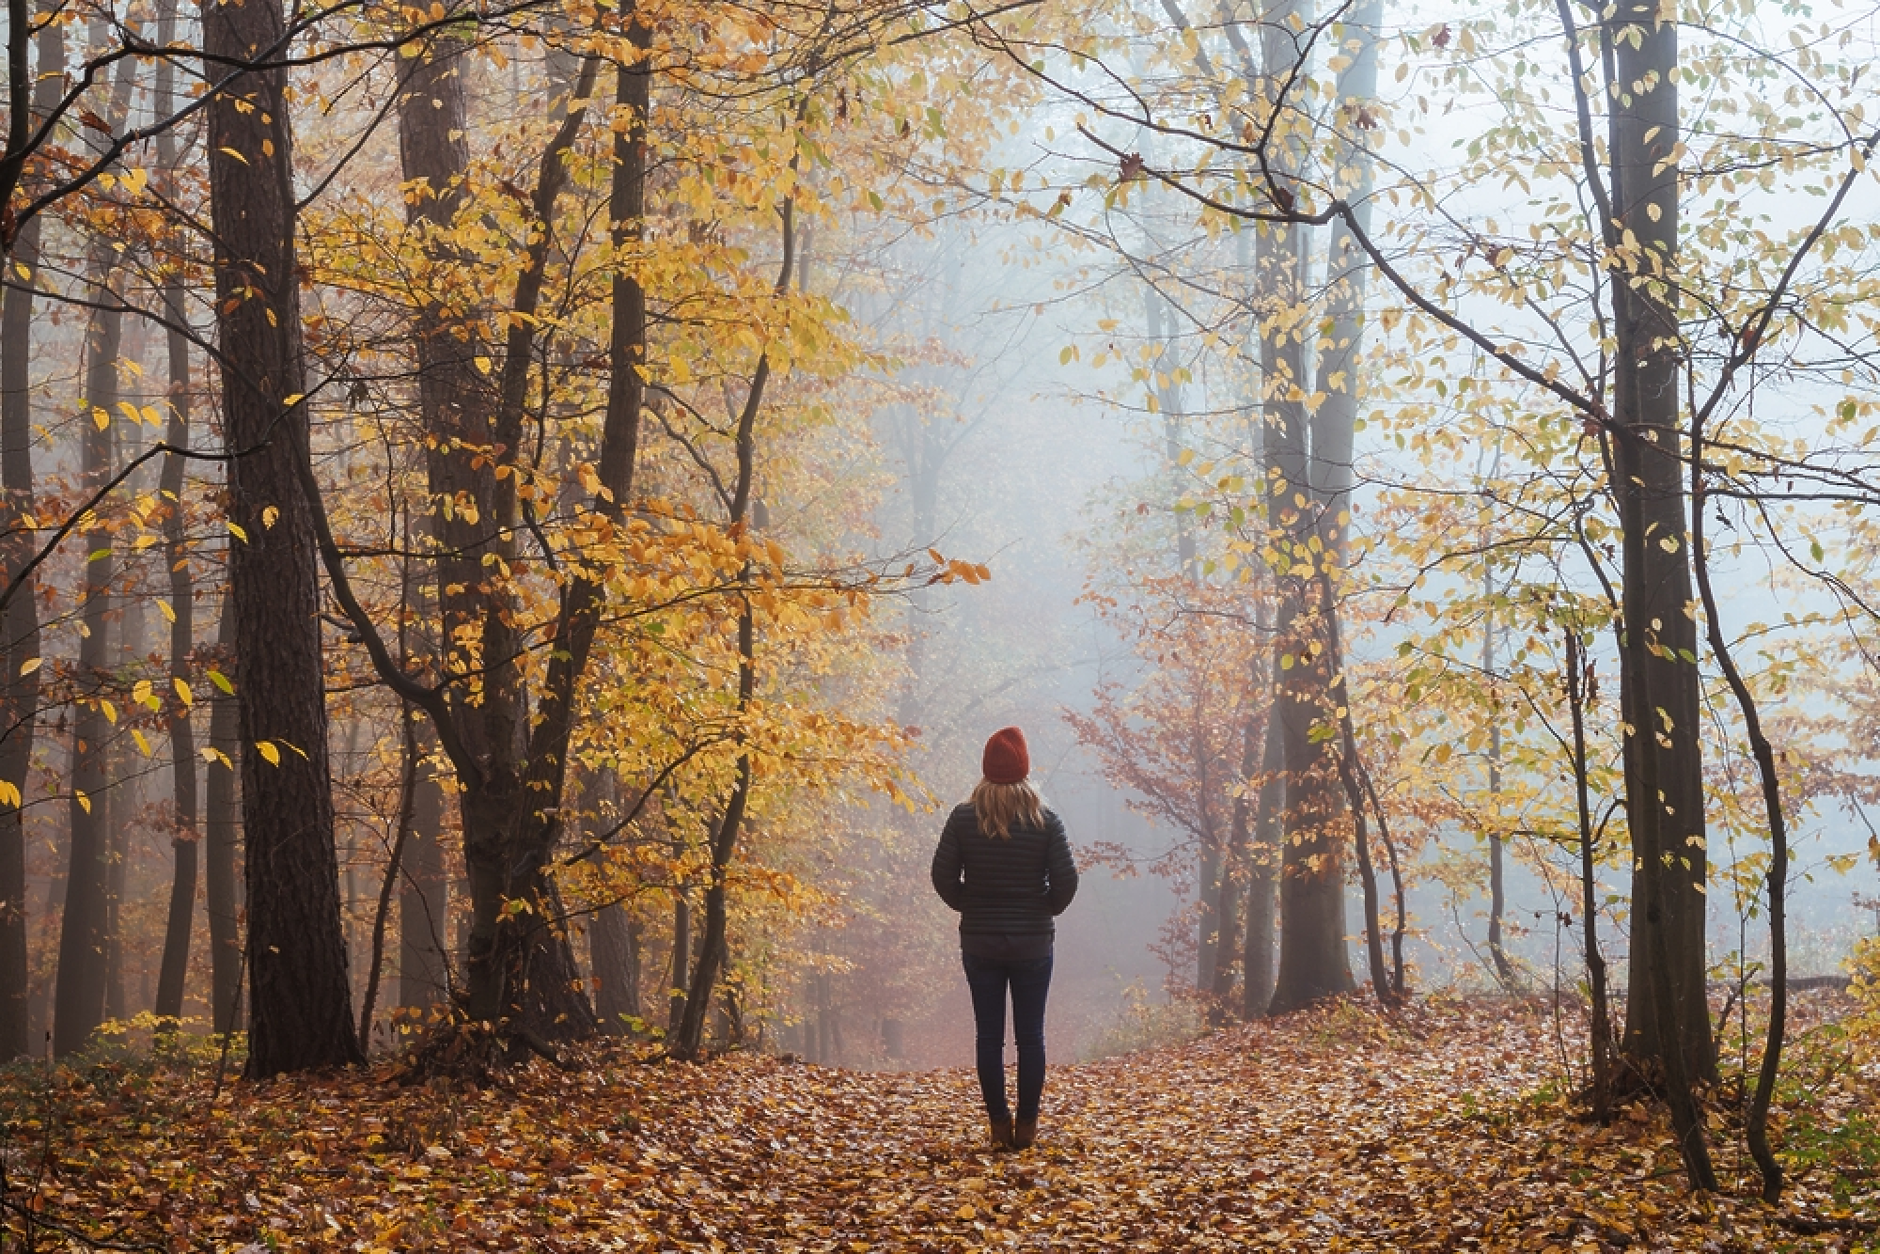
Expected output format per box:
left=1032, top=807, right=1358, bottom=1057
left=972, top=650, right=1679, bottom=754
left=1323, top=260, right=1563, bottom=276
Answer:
left=961, top=951, right=1053, bottom=1122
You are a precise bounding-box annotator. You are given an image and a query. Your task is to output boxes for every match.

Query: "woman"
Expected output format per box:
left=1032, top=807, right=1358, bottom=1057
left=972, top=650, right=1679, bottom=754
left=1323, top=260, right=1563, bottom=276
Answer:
left=930, top=726, right=1079, bottom=1150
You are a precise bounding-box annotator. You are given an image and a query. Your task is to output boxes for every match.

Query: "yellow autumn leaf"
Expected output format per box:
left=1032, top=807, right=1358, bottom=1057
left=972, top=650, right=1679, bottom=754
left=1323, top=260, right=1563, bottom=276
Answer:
left=256, top=740, right=281, bottom=766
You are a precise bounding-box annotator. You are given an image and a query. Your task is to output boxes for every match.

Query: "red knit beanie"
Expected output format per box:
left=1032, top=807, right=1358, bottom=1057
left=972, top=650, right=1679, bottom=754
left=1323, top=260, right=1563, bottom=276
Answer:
left=982, top=726, right=1030, bottom=784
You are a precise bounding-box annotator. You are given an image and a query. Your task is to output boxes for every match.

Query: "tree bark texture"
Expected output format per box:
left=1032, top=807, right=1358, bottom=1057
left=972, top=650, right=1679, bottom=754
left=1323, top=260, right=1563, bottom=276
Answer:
left=1242, top=712, right=1282, bottom=1016
left=1260, top=0, right=1354, bottom=1015
left=205, top=609, right=241, bottom=1034
left=398, top=741, right=450, bottom=1012
left=206, top=0, right=361, bottom=1073
left=591, top=898, right=642, bottom=1032
left=1605, top=0, right=1715, bottom=1089
left=53, top=250, right=126, bottom=1056
left=0, top=9, right=59, bottom=1063
left=152, top=0, right=198, bottom=1024
left=394, top=37, right=603, bottom=1042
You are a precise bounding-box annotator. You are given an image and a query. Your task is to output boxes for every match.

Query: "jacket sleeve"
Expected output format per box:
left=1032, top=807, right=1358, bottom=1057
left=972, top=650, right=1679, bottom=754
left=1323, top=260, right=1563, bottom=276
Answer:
left=1044, top=811, right=1079, bottom=916
left=931, top=810, right=966, bottom=911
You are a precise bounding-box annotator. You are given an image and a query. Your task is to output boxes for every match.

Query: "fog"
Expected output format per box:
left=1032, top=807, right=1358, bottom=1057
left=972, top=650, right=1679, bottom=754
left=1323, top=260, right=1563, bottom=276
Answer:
left=801, top=2, right=1880, bottom=1072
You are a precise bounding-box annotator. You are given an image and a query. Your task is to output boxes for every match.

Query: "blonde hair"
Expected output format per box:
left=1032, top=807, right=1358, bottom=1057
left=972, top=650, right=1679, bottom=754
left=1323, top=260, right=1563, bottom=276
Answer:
left=972, top=778, right=1045, bottom=840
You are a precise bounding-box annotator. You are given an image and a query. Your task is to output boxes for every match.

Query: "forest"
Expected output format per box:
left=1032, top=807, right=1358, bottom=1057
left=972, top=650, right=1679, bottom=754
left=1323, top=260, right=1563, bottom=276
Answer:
left=3, top=0, right=1880, bottom=1244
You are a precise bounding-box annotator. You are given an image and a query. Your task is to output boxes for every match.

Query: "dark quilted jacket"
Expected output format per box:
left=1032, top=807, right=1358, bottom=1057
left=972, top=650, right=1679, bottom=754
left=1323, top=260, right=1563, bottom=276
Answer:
left=930, top=802, right=1078, bottom=959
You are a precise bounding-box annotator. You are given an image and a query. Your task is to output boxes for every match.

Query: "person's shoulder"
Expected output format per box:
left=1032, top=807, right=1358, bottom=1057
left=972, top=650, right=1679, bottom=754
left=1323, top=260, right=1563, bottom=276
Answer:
left=946, top=802, right=978, bottom=828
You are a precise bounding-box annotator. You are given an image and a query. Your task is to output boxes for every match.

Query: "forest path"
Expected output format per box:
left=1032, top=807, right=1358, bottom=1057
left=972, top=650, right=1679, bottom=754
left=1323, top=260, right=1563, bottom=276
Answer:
left=612, top=998, right=1767, bottom=1252
left=5, top=998, right=1845, bottom=1251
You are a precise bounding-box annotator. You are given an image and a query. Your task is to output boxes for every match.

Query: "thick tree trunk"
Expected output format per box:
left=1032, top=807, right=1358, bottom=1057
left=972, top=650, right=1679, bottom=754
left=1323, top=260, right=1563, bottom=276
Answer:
left=1600, top=0, right=1715, bottom=1189
left=152, top=0, right=197, bottom=1023
left=205, top=0, right=360, bottom=1074
left=391, top=39, right=608, bottom=1044
left=1212, top=674, right=1265, bottom=1012
left=1242, top=710, right=1282, bottom=1016
left=591, top=899, right=642, bottom=1032
left=1261, top=0, right=1353, bottom=1015
left=0, top=259, right=35, bottom=1057
left=0, top=12, right=59, bottom=1061
left=1263, top=279, right=1352, bottom=1009
left=53, top=255, right=127, bottom=1056
left=204, top=610, right=241, bottom=1034
left=1605, top=1, right=1714, bottom=1092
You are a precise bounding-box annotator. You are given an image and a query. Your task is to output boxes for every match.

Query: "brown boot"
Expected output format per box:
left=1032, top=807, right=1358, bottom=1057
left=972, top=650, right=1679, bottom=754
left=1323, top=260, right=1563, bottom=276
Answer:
left=1013, top=1117, right=1037, bottom=1150
left=988, top=1114, right=1014, bottom=1150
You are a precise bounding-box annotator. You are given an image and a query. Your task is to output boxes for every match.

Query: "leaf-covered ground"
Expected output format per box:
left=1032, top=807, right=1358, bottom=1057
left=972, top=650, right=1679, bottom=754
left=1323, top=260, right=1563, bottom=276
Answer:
left=2, top=996, right=1874, bottom=1251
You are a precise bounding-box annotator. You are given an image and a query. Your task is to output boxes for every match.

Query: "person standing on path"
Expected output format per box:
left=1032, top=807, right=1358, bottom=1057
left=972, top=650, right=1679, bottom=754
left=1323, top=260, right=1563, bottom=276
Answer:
left=930, top=727, right=1079, bottom=1151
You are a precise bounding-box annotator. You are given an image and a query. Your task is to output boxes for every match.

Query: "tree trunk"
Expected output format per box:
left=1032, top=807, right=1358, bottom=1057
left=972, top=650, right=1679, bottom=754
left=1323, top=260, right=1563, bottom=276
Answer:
left=359, top=707, right=424, bottom=1051
left=103, top=720, right=124, bottom=1022
left=397, top=736, right=449, bottom=1013
left=1242, top=711, right=1282, bottom=1016
left=0, top=11, right=60, bottom=1061
left=389, top=39, right=610, bottom=1044
left=675, top=751, right=751, bottom=1057
left=1484, top=604, right=1516, bottom=988
left=1604, top=0, right=1715, bottom=1093
left=1260, top=0, right=1354, bottom=1015
left=1688, top=321, right=1788, bottom=1201
left=0, top=246, right=35, bottom=1057
left=667, top=891, right=690, bottom=1035
left=53, top=241, right=129, bottom=1055
left=1565, top=627, right=1612, bottom=1123
left=1196, top=826, right=1221, bottom=994
left=152, top=0, right=197, bottom=1022
left=204, top=609, right=241, bottom=1034
left=591, top=899, right=642, bottom=1032
left=672, top=156, right=780, bottom=1054
left=1263, top=265, right=1352, bottom=1010
left=205, top=0, right=360, bottom=1074
left=1213, top=678, right=1265, bottom=1012
left=1601, top=0, right=1714, bottom=1188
